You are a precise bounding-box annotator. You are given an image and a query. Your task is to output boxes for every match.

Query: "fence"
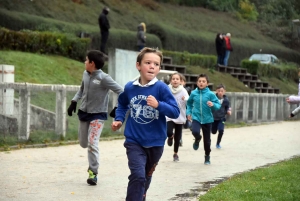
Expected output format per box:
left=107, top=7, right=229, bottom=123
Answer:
left=0, top=82, right=299, bottom=141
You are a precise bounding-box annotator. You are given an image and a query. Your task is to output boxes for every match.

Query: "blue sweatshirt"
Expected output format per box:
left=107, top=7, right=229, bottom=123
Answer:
left=115, top=78, right=180, bottom=147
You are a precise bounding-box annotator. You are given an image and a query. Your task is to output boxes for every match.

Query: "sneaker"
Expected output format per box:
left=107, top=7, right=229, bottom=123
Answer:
left=173, top=154, right=179, bottom=162
left=87, top=170, right=97, bottom=185
left=193, top=136, right=202, bottom=150
left=179, top=139, right=183, bottom=147
left=167, top=137, right=173, bottom=146
left=216, top=144, right=221, bottom=149
left=204, top=155, right=210, bottom=165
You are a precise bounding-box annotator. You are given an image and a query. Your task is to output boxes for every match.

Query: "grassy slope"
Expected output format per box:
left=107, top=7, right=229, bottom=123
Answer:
left=0, top=0, right=283, bottom=46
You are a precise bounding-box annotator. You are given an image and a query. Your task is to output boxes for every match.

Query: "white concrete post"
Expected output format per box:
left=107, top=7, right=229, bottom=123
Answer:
left=252, top=93, right=259, bottom=123
left=0, top=65, right=14, bottom=116
left=270, top=94, right=276, bottom=121
left=55, top=85, right=66, bottom=137
left=242, top=93, right=249, bottom=122
left=18, top=88, right=30, bottom=140
left=262, top=95, right=268, bottom=122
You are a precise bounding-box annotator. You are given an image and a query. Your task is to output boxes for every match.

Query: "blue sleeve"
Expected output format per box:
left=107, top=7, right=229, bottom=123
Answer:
left=115, top=84, right=130, bottom=123
left=210, top=93, right=221, bottom=111
left=156, top=84, right=180, bottom=119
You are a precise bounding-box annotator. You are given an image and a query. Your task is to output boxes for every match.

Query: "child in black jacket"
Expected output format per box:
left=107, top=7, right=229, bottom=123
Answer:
left=212, top=84, right=231, bottom=149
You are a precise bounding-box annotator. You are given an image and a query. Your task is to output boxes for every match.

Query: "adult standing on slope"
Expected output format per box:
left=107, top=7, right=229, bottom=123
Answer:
left=98, top=7, right=110, bottom=55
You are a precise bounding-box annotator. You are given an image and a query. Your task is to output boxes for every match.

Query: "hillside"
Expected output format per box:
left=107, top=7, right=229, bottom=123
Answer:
left=0, top=50, right=297, bottom=94
left=1, top=0, right=300, bottom=66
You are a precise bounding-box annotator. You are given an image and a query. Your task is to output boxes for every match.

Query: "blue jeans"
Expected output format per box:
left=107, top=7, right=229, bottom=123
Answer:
left=217, top=54, right=224, bottom=65
left=211, top=119, right=225, bottom=145
left=223, top=50, right=231, bottom=66
left=124, top=142, right=164, bottom=201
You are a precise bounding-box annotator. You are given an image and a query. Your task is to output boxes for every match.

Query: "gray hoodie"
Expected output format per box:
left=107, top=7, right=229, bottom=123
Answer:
left=72, top=69, right=123, bottom=113
left=137, top=24, right=146, bottom=46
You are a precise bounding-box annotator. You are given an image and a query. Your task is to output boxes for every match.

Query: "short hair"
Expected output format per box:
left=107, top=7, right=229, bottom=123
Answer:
left=86, top=50, right=105, bottom=69
left=136, top=47, right=163, bottom=66
left=197, top=74, right=209, bottom=83
left=226, top=33, right=231, bottom=37
left=216, top=84, right=226, bottom=90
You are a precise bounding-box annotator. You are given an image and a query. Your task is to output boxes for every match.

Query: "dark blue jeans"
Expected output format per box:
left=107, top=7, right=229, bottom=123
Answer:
left=191, top=120, right=211, bottom=156
left=212, top=120, right=225, bottom=145
left=124, top=141, right=164, bottom=201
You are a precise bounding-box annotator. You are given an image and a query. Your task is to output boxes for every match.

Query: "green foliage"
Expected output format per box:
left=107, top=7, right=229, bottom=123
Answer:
left=237, top=0, right=259, bottom=21
left=241, top=59, right=260, bottom=74
left=162, top=50, right=217, bottom=68
left=0, top=28, right=90, bottom=61
left=206, top=0, right=238, bottom=11
left=258, top=63, right=299, bottom=81
left=241, top=59, right=299, bottom=81
left=199, top=156, right=300, bottom=201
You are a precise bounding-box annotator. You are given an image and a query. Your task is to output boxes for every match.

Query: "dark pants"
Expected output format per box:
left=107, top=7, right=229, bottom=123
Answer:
left=124, top=141, right=164, bottom=201
left=217, top=54, right=224, bottom=65
left=191, top=120, right=211, bottom=156
left=138, top=45, right=144, bottom=52
left=100, top=31, right=109, bottom=54
left=167, top=121, right=182, bottom=153
left=212, top=120, right=225, bottom=145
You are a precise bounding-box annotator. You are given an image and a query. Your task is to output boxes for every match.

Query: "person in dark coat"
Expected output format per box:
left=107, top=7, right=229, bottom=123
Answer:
left=98, top=7, right=110, bottom=55
left=137, top=22, right=146, bottom=51
left=215, top=33, right=225, bottom=65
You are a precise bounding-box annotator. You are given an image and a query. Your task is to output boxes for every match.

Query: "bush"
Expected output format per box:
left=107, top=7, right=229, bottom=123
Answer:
left=241, top=59, right=260, bottom=74
left=0, top=28, right=90, bottom=61
left=162, top=50, right=217, bottom=68
left=241, top=59, right=299, bottom=81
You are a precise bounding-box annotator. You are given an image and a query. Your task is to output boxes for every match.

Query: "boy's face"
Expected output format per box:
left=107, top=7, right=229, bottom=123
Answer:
left=136, top=53, right=161, bottom=85
left=197, top=77, right=208, bottom=89
left=170, top=74, right=181, bottom=88
left=216, top=88, right=225, bottom=98
left=85, top=56, right=96, bottom=73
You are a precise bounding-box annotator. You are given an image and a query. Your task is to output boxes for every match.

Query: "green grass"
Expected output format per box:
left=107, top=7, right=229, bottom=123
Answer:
left=199, top=156, right=300, bottom=201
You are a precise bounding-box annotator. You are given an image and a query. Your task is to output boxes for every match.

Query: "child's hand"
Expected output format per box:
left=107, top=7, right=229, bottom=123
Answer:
left=207, top=101, right=213, bottom=107
left=187, top=115, right=192, bottom=121
left=111, top=121, right=122, bottom=131
left=182, top=96, right=185, bottom=100
left=147, top=95, right=159, bottom=108
left=227, top=111, right=232, bottom=115
left=286, top=97, right=290, bottom=103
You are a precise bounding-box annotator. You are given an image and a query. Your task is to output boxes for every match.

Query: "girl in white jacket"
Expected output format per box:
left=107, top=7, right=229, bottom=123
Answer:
left=166, top=73, right=189, bottom=161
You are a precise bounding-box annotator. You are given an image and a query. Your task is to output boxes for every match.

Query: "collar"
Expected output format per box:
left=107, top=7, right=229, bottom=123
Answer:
left=133, top=77, right=158, bottom=87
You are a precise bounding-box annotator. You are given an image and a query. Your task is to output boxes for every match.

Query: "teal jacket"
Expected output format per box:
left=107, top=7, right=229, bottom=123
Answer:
left=187, top=87, right=221, bottom=124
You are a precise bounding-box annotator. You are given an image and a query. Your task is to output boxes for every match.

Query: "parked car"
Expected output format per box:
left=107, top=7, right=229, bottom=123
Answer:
left=249, top=54, right=279, bottom=65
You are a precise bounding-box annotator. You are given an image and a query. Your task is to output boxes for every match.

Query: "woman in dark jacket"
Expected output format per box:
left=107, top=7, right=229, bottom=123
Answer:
left=137, top=22, right=146, bottom=51
left=215, top=33, right=225, bottom=65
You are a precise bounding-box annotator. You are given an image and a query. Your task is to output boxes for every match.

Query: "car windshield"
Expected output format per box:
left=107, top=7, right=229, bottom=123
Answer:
left=250, top=54, right=270, bottom=62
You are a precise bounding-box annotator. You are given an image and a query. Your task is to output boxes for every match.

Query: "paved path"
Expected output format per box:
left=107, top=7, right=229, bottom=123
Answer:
left=1, top=121, right=299, bottom=201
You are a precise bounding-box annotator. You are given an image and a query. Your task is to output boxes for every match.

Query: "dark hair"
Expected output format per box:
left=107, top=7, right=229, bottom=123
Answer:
left=87, top=50, right=105, bottom=69
left=216, top=84, right=225, bottom=90
left=137, top=47, right=163, bottom=66
left=197, top=74, right=209, bottom=83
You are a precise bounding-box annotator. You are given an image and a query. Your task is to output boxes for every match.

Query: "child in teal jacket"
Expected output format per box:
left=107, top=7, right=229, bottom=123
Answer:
left=187, top=74, right=220, bottom=165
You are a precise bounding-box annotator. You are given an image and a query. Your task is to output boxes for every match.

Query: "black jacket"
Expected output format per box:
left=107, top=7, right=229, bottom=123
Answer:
left=215, top=35, right=225, bottom=56
left=213, top=95, right=230, bottom=120
left=98, top=11, right=110, bottom=32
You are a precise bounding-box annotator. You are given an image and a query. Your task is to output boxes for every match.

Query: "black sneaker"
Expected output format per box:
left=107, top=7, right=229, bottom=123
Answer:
left=204, top=155, right=210, bottom=165
left=173, top=154, right=179, bottom=162
left=167, top=137, right=173, bottom=146
left=87, top=170, right=97, bottom=185
left=193, top=136, right=202, bottom=150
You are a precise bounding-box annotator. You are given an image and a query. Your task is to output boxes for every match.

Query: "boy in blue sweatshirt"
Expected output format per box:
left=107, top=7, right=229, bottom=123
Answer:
left=67, top=50, right=123, bottom=185
left=212, top=84, right=231, bottom=149
left=111, top=47, right=180, bottom=201
left=187, top=74, right=221, bottom=165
